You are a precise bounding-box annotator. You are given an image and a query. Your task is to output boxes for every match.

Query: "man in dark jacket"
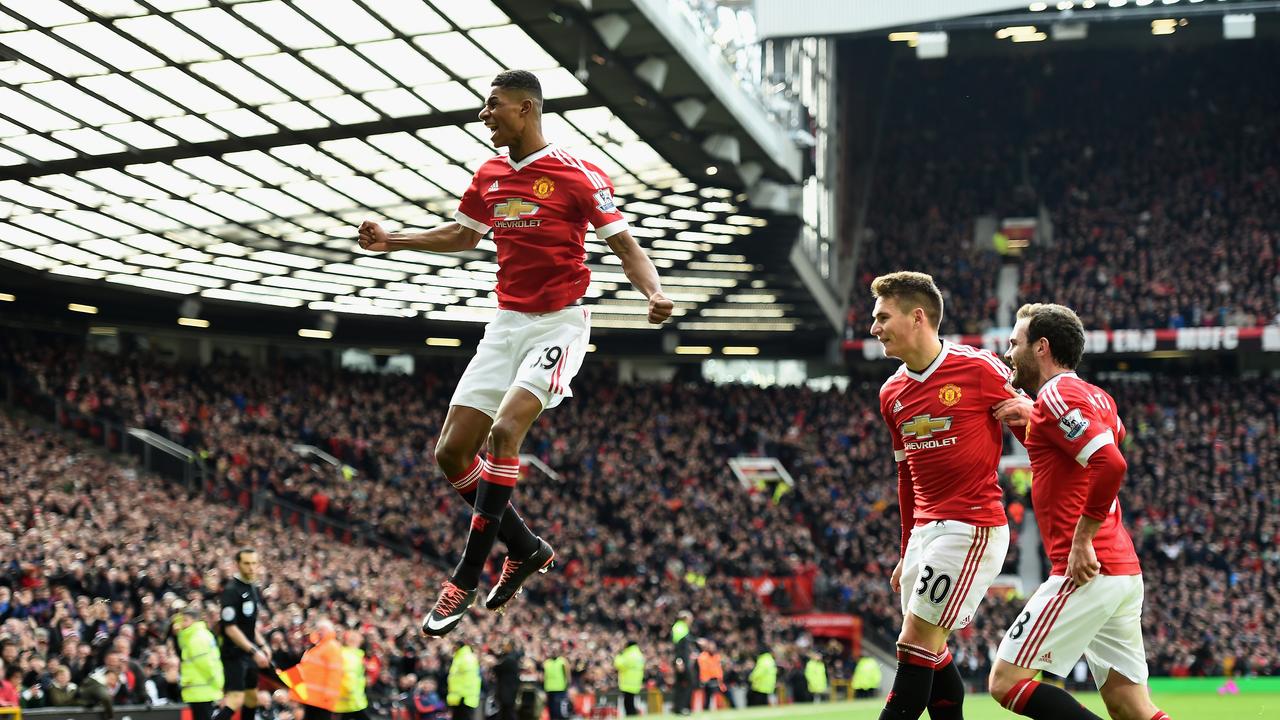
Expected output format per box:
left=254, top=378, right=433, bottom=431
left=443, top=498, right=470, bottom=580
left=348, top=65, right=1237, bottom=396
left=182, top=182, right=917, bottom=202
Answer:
left=492, top=640, right=521, bottom=720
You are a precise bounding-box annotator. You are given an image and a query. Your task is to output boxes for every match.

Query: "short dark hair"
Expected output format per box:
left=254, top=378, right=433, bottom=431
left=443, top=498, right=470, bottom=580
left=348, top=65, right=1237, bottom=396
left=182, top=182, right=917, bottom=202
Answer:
left=1017, top=303, right=1085, bottom=369
left=871, top=271, right=945, bottom=328
left=234, top=548, right=256, bottom=563
left=491, top=70, right=543, bottom=104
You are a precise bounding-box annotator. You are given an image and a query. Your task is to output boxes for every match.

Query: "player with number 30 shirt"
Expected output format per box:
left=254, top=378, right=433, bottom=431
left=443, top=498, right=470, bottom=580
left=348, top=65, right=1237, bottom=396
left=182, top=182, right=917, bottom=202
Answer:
left=869, top=272, right=1012, bottom=720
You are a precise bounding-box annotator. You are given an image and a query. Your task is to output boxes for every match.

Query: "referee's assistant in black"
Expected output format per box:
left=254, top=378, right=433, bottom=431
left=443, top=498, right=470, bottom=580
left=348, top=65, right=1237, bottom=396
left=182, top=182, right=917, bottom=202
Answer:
left=213, top=548, right=271, bottom=720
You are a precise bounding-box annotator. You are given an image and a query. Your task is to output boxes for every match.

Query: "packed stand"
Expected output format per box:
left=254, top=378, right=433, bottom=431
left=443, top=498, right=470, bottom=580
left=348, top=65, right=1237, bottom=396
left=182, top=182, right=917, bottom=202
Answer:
left=0, top=411, right=827, bottom=716
left=849, top=42, right=1280, bottom=334
left=4, top=332, right=1277, bottom=688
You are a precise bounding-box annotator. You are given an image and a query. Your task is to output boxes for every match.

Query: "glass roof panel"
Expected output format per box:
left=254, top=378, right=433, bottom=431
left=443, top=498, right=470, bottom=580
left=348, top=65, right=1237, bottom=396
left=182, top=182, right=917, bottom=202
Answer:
left=233, top=1, right=334, bottom=51
left=243, top=53, right=341, bottom=99
left=171, top=8, right=276, bottom=57
left=293, top=0, right=394, bottom=44
left=413, top=81, right=478, bottom=112
left=52, top=22, right=164, bottom=72
left=413, top=33, right=501, bottom=79
left=356, top=39, right=448, bottom=86
left=425, top=0, right=508, bottom=29
left=78, top=75, right=183, bottom=119
left=0, top=32, right=107, bottom=77
left=0, top=88, right=80, bottom=132
left=363, top=0, right=449, bottom=35
left=21, top=81, right=132, bottom=126
left=114, top=15, right=222, bottom=63
left=190, top=60, right=289, bottom=105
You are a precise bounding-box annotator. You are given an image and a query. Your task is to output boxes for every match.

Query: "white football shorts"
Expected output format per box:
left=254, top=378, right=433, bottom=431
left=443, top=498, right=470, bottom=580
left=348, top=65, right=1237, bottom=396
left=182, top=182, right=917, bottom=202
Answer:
left=900, top=520, right=1010, bottom=630
left=451, top=305, right=591, bottom=418
left=996, top=573, right=1149, bottom=688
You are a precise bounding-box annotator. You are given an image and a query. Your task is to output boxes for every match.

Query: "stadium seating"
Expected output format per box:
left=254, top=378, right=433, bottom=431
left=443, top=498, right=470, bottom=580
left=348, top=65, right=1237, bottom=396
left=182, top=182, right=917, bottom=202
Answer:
left=850, top=43, right=1280, bottom=334
left=4, top=332, right=1276, bottom=691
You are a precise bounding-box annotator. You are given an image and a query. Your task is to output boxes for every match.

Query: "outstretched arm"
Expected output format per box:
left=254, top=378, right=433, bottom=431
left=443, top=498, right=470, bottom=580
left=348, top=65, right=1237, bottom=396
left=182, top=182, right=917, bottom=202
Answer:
left=605, top=229, right=673, bottom=324
left=358, top=220, right=482, bottom=253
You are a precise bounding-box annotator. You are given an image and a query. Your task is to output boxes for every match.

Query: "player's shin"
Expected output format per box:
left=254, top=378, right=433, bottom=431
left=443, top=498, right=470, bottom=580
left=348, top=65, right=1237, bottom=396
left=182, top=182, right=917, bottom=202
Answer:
left=452, top=456, right=519, bottom=588
left=877, top=643, right=937, bottom=720
left=926, top=648, right=965, bottom=720
left=448, top=454, right=538, bottom=558
left=999, top=679, right=1103, bottom=720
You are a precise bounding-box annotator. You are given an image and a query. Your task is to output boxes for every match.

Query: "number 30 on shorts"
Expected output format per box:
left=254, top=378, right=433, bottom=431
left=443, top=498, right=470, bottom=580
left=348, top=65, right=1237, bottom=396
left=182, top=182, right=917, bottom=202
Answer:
left=915, top=565, right=953, bottom=604
left=530, top=346, right=563, bottom=369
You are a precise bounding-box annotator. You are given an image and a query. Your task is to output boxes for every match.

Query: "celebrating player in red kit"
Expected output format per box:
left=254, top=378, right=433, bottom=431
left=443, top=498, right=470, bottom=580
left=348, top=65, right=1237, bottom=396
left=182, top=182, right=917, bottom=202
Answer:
left=870, top=272, right=1013, bottom=720
left=358, top=70, right=673, bottom=637
left=988, top=303, right=1170, bottom=720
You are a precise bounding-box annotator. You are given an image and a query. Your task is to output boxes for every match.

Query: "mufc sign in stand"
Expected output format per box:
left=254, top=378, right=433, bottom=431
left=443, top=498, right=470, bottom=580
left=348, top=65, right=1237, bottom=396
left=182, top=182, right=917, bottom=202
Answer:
left=844, top=325, right=1280, bottom=360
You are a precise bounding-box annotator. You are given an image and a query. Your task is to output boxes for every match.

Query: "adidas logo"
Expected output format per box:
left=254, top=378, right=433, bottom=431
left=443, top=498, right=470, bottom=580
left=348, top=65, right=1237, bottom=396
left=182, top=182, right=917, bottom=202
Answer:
left=893, top=399, right=904, bottom=413
left=1037, top=651, right=1053, bottom=665
left=488, top=180, right=499, bottom=192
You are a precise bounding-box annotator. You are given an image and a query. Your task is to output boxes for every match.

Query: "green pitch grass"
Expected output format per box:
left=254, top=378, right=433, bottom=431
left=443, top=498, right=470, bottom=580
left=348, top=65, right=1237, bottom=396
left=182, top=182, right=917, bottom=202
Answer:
left=647, top=693, right=1280, bottom=720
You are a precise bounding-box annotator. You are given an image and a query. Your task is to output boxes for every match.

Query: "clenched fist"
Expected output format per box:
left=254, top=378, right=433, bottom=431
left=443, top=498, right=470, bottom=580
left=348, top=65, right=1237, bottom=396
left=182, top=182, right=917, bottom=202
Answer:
left=648, top=291, right=674, bottom=324
left=358, top=220, right=391, bottom=252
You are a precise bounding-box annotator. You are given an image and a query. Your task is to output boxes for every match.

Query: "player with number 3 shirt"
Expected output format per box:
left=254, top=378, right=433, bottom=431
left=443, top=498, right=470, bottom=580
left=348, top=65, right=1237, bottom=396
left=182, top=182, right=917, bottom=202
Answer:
left=988, top=303, right=1170, bottom=720
left=357, top=70, right=673, bottom=638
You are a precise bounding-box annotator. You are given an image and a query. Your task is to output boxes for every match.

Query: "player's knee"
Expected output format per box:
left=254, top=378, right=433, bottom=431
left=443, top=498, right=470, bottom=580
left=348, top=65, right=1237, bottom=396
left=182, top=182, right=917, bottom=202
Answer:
left=987, top=668, right=1013, bottom=704
left=488, top=419, right=526, bottom=453
left=434, top=440, right=470, bottom=475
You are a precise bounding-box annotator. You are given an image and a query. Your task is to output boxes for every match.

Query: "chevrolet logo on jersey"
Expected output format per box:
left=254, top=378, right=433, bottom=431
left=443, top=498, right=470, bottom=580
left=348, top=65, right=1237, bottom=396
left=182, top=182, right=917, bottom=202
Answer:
left=494, top=199, right=538, bottom=219
left=901, top=414, right=957, bottom=452
left=901, top=415, right=952, bottom=439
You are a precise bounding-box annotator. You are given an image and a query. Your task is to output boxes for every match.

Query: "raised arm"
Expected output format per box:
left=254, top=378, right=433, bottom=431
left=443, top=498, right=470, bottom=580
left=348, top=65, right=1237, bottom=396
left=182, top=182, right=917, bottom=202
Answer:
left=604, top=229, right=673, bottom=324
left=358, top=220, right=482, bottom=254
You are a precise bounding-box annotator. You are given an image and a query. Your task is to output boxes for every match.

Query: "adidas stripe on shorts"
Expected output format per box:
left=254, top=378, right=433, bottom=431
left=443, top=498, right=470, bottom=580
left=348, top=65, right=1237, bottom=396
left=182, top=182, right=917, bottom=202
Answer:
left=451, top=306, right=591, bottom=417
left=997, top=573, right=1149, bottom=688
left=899, top=520, right=1010, bottom=630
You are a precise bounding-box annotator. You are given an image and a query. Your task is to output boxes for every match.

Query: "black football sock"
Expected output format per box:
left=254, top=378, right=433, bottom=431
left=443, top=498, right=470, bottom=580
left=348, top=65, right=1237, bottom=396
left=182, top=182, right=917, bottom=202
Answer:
left=878, top=643, right=937, bottom=720
left=452, top=457, right=517, bottom=588
left=1000, top=679, right=1103, bottom=719
left=449, top=456, right=539, bottom=559
left=927, top=650, right=965, bottom=720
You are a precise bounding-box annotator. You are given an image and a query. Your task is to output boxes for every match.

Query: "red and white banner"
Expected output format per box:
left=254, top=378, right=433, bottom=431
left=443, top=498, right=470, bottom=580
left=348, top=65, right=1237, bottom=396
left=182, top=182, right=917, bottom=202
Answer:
left=844, top=326, right=1280, bottom=359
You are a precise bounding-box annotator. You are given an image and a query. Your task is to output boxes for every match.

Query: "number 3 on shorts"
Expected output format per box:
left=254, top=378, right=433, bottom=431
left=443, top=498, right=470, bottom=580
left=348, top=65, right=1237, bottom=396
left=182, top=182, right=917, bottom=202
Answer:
left=530, top=346, right=562, bottom=369
left=915, top=565, right=953, bottom=604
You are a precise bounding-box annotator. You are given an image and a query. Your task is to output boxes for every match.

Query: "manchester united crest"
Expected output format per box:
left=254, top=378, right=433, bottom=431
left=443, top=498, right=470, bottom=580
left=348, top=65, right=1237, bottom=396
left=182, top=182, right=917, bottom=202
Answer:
left=532, top=176, right=555, bottom=199
left=938, top=383, right=963, bottom=407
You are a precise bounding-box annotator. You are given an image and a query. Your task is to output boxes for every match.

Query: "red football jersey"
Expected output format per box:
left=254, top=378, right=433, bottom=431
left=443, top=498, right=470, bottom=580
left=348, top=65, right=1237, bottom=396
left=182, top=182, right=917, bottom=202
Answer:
left=879, top=341, right=1013, bottom=529
left=454, top=145, right=628, bottom=313
left=1024, top=373, right=1140, bottom=576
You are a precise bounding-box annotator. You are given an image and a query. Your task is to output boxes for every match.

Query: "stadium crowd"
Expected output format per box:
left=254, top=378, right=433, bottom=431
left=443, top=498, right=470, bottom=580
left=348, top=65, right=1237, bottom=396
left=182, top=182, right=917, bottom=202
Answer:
left=851, top=43, right=1280, bottom=334
left=3, top=329, right=1277, bottom=705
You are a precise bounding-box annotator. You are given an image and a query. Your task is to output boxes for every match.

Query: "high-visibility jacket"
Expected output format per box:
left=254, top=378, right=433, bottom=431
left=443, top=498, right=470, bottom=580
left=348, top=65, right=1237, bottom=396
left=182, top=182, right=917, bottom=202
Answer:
left=852, top=657, right=882, bottom=692
left=748, top=652, right=776, bottom=694
left=177, top=620, right=223, bottom=703
left=283, top=636, right=345, bottom=711
left=804, top=659, right=828, bottom=694
left=696, top=652, right=723, bottom=684
left=334, top=646, right=368, bottom=713
left=613, top=645, right=645, bottom=694
left=447, top=646, right=480, bottom=708
left=543, top=657, right=568, bottom=693
left=671, top=619, right=689, bottom=644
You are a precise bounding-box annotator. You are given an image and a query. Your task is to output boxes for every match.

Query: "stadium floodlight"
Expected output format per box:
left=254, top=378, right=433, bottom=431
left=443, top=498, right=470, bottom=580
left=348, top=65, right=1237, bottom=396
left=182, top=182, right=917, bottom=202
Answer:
left=672, top=98, right=707, bottom=129
left=634, top=57, right=668, bottom=92
left=1052, top=23, right=1089, bottom=40
left=1223, top=14, right=1255, bottom=39
left=592, top=13, right=630, bottom=51
left=702, top=134, right=741, bottom=165
left=916, top=32, right=948, bottom=59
